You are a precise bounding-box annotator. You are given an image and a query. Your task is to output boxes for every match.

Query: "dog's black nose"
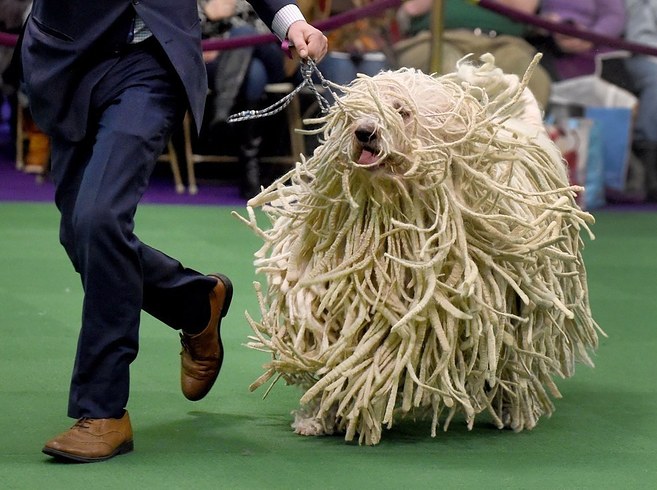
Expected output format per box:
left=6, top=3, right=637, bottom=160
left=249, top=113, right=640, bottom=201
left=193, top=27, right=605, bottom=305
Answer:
left=355, top=127, right=377, bottom=144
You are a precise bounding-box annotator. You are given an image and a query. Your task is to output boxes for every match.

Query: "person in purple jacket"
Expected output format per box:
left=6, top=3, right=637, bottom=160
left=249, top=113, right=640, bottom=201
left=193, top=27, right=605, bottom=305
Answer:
left=531, top=0, right=626, bottom=80
left=20, top=0, right=327, bottom=463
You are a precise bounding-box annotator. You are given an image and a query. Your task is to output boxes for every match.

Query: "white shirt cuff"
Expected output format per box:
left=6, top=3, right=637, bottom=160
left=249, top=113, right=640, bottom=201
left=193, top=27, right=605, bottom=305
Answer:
left=271, top=5, right=306, bottom=40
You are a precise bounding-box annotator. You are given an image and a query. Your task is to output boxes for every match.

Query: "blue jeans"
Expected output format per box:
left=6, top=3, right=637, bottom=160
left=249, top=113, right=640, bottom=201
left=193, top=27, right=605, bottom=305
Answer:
left=315, top=51, right=390, bottom=103
left=625, top=55, right=657, bottom=142
left=317, top=51, right=390, bottom=86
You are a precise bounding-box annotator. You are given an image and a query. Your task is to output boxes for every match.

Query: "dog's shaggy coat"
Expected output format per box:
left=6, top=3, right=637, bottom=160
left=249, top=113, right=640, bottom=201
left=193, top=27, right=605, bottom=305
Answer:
left=237, top=55, right=601, bottom=445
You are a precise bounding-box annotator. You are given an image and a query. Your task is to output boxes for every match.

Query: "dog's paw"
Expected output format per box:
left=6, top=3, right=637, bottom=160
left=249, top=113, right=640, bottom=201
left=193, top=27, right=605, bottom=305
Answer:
left=498, top=404, right=538, bottom=432
left=291, top=403, right=338, bottom=437
left=292, top=415, right=328, bottom=436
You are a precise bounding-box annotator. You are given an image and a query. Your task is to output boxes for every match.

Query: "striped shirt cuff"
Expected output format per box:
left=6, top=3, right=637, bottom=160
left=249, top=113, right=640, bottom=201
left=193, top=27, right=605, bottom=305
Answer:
left=271, top=4, right=306, bottom=41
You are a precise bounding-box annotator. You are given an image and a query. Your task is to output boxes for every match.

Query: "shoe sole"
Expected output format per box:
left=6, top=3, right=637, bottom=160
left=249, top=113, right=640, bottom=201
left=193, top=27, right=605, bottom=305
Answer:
left=42, top=440, right=134, bottom=463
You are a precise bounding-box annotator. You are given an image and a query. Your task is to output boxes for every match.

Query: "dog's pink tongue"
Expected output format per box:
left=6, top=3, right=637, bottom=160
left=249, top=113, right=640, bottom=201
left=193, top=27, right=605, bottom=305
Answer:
left=358, top=149, right=378, bottom=165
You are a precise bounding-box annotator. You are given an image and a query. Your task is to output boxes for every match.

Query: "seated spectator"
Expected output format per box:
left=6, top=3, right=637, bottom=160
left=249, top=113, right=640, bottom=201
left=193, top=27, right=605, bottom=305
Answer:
left=530, top=0, right=626, bottom=81
left=532, top=0, right=653, bottom=203
left=622, top=0, right=657, bottom=201
left=199, top=0, right=286, bottom=198
left=316, top=0, right=394, bottom=89
left=394, top=0, right=551, bottom=109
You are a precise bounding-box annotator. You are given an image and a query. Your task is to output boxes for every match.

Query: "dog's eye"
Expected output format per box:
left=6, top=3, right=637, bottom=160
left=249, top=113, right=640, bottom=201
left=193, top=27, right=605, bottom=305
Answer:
left=392, top=101, right=410, bottom=121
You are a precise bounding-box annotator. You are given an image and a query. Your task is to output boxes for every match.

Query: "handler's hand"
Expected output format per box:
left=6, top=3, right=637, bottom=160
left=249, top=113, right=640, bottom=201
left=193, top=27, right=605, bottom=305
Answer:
left=286, top=21, right=328, bottom=62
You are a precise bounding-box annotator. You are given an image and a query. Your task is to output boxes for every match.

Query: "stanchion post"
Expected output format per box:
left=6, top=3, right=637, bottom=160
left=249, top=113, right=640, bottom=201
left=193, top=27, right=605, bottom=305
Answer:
left=429, top=0, right=445, bottom=73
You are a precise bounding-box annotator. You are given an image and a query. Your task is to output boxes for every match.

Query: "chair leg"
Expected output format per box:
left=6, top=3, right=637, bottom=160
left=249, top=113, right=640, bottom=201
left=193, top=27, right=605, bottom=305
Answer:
left=285, top=93, right=305, bottom=162
left=15, top=102, right=24, bottom=171
left=166, top=141, right=185, bottom=194
left=182, top=113, right=198, bottom=195
left=264, top=82, right=307, bottom=166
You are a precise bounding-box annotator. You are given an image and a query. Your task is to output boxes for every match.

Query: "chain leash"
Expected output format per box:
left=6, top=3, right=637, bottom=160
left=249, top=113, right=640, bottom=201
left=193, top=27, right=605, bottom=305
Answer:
left=226, top=59, right=337, bottom=123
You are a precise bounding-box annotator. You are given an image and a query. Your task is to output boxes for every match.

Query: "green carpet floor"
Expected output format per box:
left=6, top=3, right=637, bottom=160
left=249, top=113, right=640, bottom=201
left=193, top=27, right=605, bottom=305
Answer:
left=1, top=202, right=655, bottom=489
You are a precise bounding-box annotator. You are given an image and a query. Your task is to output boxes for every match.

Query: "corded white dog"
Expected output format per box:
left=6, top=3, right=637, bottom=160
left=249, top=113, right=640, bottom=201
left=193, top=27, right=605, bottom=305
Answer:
left=237, top=54, right=601, bottom=445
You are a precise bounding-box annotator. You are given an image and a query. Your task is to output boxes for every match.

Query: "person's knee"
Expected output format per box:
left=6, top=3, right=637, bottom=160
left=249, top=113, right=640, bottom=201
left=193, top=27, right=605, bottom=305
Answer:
left=393, top=31, right=438, bottom=72
left=317, top=54, right=358, bottom=86
left=72, top=203, right=124, bottom=250
left=230, top=25, right=257, bottom=38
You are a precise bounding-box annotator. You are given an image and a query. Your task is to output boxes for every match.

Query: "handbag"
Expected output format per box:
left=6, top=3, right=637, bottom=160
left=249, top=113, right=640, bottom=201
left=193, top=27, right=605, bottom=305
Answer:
left=546, top=114, right=606, bottom=210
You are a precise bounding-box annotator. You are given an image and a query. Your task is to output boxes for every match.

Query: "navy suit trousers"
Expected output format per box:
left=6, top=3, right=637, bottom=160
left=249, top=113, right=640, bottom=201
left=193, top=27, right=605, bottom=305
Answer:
left=49, top=39, right=217, bottom=419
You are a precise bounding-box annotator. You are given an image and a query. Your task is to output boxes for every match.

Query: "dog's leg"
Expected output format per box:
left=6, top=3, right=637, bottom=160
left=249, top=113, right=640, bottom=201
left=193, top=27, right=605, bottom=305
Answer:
left=291, top=399, right=338, bottom=436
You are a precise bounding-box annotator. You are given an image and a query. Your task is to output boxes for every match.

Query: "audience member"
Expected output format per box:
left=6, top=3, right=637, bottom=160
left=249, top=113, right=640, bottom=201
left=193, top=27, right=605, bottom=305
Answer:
left=316, top=0, right=394, bottom=88
left=623, top=0, right=657, bottom=201
left=531, top=0, right=626, bottom=81
left=394, top=0, right=551, bottom=108
left=200, top=0, right=287, bottom=198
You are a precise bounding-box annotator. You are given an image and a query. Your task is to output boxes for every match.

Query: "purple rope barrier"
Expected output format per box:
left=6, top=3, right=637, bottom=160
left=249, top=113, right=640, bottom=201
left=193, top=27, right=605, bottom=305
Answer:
left=0, top=31, right=18, bottom=47
left=0, top=0, right=402, bottom=50
left=202, top=32, right=276, bottom=51
left=201, top=0, right=401, bottom=51
left=476, top=0, right=657, bottom=57
left=3, top=0, right=657, bottom=58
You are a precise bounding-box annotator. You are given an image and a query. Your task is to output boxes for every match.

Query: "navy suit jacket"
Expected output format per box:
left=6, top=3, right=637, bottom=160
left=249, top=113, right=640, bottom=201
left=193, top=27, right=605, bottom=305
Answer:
left=21, top=0, right=293, bottom=141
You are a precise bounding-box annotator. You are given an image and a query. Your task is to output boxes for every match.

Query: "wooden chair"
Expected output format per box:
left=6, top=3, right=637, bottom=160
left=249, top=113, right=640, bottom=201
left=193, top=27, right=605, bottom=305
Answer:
left=15, top=95, right=49, bottom=182
left=14, top=93, right=185, bottom=191
left=177, top=82, right=317, bottom=195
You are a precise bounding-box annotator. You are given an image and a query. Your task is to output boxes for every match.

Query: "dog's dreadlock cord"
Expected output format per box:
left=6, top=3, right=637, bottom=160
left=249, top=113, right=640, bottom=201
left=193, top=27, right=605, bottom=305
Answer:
left=236, top=63, right=601, bottom=446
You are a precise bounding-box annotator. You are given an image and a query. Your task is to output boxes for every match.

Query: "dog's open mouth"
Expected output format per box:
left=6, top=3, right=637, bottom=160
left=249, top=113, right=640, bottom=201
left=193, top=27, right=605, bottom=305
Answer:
left=353, top=120, right=385, bottom=170
left=356, top=145, right=381, bottom=167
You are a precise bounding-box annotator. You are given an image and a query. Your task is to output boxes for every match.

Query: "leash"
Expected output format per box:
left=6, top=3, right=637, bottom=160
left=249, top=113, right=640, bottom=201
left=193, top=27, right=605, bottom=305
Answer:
left=226, top=58, right=337, bottom=123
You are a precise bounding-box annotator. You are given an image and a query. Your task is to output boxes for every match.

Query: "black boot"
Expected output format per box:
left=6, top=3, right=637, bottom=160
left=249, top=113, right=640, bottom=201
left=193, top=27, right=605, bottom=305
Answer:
left=632, top=140, right=657, bottom=202
left=238, top=116, right=262, bottom=200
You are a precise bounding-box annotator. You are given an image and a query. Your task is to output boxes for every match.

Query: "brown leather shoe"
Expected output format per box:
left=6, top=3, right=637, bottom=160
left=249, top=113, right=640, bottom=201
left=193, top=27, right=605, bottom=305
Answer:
left=42, top=411, right=133, bottom=463
left=180, top=273, right=233, bottom=401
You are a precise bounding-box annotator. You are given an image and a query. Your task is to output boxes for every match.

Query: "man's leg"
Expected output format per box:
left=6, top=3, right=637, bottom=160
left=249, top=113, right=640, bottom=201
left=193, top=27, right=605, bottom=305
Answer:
left=58, top=42, right=190, bottom=419
left=44, top=40, right=231, bottom=462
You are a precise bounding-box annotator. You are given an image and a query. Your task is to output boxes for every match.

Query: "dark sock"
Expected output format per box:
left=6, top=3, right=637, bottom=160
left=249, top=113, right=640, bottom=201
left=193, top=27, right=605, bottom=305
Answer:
left=182, top=297, right=212, bottom=335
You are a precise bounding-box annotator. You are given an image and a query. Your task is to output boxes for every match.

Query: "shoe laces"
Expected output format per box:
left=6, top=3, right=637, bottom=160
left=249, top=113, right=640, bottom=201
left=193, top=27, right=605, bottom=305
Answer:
left=72, top=417, right=94, bottom=430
